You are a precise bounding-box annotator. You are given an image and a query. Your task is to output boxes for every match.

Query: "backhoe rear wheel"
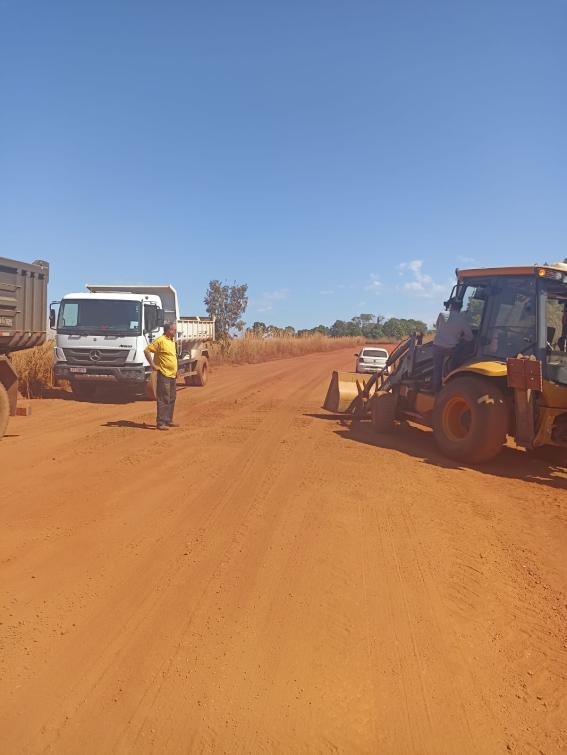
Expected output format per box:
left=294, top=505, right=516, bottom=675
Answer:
left=0, top=383, right=10, bottom=439
left=433, top=377, right=509, bottom=463
left=371, top=391, right=396, bottom=434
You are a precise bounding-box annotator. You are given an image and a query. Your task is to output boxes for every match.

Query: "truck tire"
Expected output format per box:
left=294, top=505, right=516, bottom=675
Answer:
left=193, top=359, right=208, bottom=387
left=70, top=381, right=97, bottom=402
left=145, top=371, right=157, bottom=401
left=0, top=383, right=10, bottom=439
left=371, top=391, right=396, bottom=434
left=433, top=377, right=509, bottom=463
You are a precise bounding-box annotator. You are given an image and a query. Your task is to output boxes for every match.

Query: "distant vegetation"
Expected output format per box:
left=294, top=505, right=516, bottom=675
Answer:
left=248, top=313, right=428, bottom=341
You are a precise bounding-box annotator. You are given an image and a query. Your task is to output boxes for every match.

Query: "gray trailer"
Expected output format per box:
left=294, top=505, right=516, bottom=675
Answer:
left=0, top=257, right=50, bottom=438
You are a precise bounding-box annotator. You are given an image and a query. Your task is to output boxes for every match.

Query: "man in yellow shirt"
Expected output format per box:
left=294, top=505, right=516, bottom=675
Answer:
left=144, top=322, right=179, bottom=430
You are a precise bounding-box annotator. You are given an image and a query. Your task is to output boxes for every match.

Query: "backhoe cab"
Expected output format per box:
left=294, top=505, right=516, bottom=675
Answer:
left=324, top=264, right=567, bottom=464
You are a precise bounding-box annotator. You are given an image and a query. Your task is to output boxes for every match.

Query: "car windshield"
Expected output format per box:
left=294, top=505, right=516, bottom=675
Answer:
left=361, top=349, right=388, bottom=358
left=58, top=299, right=142, bottom=335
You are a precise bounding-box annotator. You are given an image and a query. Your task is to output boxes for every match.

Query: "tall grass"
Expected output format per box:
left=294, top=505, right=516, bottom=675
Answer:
left=209, top=333, right=365, bottom=365
left=9, top=334, right=368, bottom=397
left=10, top=341, right=55, bottom=398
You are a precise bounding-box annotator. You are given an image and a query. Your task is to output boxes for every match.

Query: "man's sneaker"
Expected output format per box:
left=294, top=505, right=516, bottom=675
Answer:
left=156, top=424, right=169, bottom=431
left=167, top=422, right=180, bottom=428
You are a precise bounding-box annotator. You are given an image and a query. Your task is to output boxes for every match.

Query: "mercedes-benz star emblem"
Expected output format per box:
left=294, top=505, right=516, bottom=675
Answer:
left=89, top=350, right=102, bottom=362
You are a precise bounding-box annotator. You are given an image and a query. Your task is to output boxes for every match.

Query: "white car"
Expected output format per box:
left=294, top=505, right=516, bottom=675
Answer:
left=355, top=346, right=389, bottom=374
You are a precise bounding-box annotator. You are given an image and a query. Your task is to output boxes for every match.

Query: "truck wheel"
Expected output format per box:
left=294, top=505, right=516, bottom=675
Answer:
left=70, top=382, right=97, bottom=402
left=193, top=359, right=208, bottom=387
left=371, top=391, right=396, bottom=434
left=145, top=372, right=157, bottom=401
left=433, top=377, right=509, bottom=463
left=0, top=383, right=10, bottom=439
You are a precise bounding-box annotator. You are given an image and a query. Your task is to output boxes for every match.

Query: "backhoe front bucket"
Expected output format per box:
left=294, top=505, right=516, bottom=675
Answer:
left=323, top=371, right=375, bottom=415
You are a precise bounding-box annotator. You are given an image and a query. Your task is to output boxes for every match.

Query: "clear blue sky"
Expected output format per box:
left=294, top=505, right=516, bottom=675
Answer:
left=1, top=1, right=566, bottom=328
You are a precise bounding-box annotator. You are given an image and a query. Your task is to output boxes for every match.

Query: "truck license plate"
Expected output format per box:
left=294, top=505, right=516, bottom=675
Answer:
left=70, top=367, right=87, bottom=373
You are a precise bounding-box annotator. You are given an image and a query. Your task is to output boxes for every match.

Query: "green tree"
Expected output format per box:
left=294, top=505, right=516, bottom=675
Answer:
left=330, top=319, right=362, bottom=337
left=362, top=322, right=385, bottom=340
left=204, top=280, right=248, bottom=339
left=247, top=321, right=267, bottom=336
left=382, top=318, right=405, bottom=339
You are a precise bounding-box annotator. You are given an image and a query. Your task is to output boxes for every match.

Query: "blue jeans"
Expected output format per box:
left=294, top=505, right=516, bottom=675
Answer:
left=432, top=346, right=452, bottom=393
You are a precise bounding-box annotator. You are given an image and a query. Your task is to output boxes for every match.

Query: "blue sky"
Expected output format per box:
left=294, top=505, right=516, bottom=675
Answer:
left=1, top=1, right=566, bottom=328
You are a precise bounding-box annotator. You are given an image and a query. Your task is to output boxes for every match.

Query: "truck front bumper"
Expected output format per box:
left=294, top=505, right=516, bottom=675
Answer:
left=54, top=363, right=147, bottom=384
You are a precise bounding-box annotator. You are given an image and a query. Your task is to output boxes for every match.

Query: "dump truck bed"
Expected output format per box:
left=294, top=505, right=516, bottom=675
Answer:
left=0, top=257, right=50, bottom=354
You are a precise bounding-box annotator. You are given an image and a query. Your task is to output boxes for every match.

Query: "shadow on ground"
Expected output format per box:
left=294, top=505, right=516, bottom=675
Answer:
left=103, top=420, right=154, bottom=430
left=306, top=413, right=567, bottom=492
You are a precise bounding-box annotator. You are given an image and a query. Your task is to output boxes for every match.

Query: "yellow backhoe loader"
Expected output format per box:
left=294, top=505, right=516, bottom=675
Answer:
left=324, top=264, right=567, bottom=464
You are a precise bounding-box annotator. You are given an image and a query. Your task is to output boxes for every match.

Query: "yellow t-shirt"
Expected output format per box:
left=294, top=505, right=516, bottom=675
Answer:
left=145, top=335, right=178, bottom=378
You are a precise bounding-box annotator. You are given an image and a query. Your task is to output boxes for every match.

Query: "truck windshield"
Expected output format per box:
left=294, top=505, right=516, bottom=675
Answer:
left=57, top=300, right=142, bottom=336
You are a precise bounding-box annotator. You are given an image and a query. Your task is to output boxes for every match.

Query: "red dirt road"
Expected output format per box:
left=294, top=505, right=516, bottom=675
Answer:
left=1, top=348, right=566, bottom=753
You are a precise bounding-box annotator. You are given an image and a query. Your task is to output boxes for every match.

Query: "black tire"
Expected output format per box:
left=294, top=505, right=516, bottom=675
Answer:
left=193, top=359, right=208, bottom=387
left=371, top=391, right=396, bottom=434
left=70, top=381, right=97, bottom=402
left=0, top=383, right=10, bottom=439
left=433, top=377, right=509, bottom=463
left=529, top=445, right=566, bottom=466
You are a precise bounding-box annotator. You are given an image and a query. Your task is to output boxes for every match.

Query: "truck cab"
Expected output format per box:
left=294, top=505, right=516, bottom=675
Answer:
left=52, top=285, right=215, bottom=400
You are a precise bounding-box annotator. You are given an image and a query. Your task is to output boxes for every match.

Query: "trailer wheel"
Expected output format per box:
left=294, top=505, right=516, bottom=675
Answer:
left=70, top=381, right=98, bottom=402
left=371, top=391, right=396, bottom=434
left=193, top=359, right=208, bottom=387
left=0, top=383, right=9, bottom=439
left=433, top=377, right=509, bottom=463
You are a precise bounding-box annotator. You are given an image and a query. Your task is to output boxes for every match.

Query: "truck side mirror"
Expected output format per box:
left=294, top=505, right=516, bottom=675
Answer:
left=49, top=302, right=59, bottom=329
left=157, top=308, right=164, bottom=328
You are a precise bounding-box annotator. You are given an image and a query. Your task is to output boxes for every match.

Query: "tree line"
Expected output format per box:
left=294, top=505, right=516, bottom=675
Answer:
left=204, top=280, right=428, bottom=340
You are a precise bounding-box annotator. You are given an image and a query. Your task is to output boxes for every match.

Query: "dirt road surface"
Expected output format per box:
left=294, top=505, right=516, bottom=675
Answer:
left=1, top=348, right=566, bottom=753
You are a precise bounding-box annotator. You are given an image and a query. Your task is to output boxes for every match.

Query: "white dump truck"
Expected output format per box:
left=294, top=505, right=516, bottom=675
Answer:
left=52, top=284, right=215, bottom=401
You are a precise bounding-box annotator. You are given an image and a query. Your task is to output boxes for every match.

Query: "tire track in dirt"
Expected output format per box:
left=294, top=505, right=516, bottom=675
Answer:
left=1, top=347, right=566, bottom=753
left=0, top=353, right=330, bottom=750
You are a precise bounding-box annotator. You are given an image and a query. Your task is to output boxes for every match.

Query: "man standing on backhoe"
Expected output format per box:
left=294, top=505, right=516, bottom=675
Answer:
left=144, top=322, right=179, bottom=430
left=432, top=300, right=474, bottom=393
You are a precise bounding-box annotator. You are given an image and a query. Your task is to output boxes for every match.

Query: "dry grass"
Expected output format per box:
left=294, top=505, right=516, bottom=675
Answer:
left=11, top=341, right=55, bottom=398
left=10, top=334, right=372, bottom=397
left=209, top=334, right=365, bottom=365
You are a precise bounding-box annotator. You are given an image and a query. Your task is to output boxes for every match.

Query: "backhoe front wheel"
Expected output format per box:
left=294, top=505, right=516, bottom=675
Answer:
left=433, top=377, right=509, bottom=463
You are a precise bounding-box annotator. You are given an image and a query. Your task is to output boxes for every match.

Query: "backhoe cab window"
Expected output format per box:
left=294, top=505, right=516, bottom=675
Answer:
left=546, top=295, right=567, bottom=350
left=58, top=300, right=141, bottom=335
left=483, top=279, right=536, bottom=359
left=461, top=287, right=487, bottom=329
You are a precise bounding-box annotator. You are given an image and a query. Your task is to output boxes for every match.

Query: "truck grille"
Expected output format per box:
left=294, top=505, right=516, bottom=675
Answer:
left=63, top=348, right=129, bottom=366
